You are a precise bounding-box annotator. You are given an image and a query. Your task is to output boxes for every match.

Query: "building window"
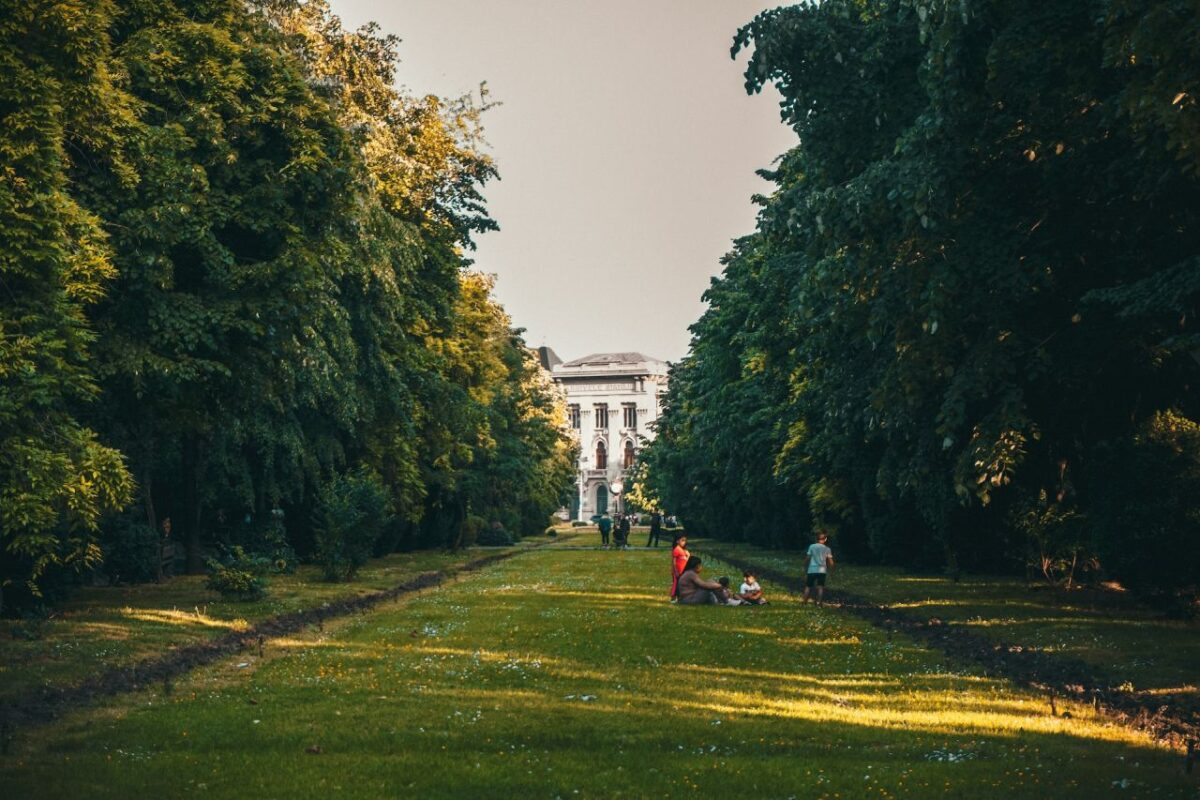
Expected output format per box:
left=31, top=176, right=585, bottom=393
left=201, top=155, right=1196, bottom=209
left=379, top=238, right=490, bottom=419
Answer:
left=568, top=404, right=580, bottom=429
left=623, top=439, right=635, bottom=469
left=595, top=440, right=607, bottom=470
left=594, top=404, right=608, bottom=429
left=622, top=403, right=637, bottom=430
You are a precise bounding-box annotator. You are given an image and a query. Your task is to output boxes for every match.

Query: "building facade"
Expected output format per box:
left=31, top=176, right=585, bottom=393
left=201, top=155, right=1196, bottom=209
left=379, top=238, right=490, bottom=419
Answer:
left=542, top=351, right=669, bottom=521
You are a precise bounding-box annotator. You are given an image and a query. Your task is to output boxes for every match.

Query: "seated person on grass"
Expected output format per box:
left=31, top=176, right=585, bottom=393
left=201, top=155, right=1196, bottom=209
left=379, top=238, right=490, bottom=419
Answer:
left=675, top=556, right=725, bottom=605
left=716, top=576, right=745, bottom=606
left=738, top=571, right=767, bottom=605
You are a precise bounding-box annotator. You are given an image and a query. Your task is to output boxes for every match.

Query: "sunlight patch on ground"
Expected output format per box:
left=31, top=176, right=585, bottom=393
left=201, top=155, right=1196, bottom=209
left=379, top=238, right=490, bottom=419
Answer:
left=122, top=608, right=250, bottom=631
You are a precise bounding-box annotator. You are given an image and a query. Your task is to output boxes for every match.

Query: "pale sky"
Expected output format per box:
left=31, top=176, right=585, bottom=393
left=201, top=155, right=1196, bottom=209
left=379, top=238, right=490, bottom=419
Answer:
left=329, top=0, right=797, bottom=364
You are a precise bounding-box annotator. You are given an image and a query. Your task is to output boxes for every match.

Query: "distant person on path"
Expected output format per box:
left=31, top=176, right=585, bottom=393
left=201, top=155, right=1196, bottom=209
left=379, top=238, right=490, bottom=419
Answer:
left=670, top=534, right=690, bottom=600
left=598, top=512, right=613, bottom=548
left=738, top=571, right=767, bottom=605
left=646, top=512, right=663, bottom=547
left=675, top=556, right=724, bottom=605
left=803, top=531, right=834, bottom=605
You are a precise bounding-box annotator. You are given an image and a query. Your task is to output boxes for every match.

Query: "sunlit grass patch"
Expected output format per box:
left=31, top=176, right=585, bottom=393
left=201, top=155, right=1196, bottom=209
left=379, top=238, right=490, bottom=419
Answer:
left=703, top=540, right=1200, bottom=694
left=0, top=547, right=519, bottom=707
left=1, top=547, right=1192, bottom=799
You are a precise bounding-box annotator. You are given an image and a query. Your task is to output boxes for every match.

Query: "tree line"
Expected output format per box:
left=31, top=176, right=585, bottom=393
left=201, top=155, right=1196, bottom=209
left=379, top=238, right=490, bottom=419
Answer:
left=0, top=0, right=575, bottom=611
left=640, top=0, right=1199, bottom=608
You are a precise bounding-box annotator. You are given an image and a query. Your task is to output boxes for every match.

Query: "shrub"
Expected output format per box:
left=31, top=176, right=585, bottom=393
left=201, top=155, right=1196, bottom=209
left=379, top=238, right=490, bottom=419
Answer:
left=100, top=516, right=161, bottom=585
left=314, top=468, right=391, bottom=581
left=570, top=520, right=589, bottom=528
left=476, top=521, right=514, bottom=546
left=205, top=546, right=269, bottom=601
left=1089, top=410, right=1200, bottom=612
left=245, top=516, right=299, bottom=574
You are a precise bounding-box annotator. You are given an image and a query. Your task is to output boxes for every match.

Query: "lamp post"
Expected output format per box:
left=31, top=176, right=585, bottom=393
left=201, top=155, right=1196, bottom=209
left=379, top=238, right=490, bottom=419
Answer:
left=610, top=477, right=624, bottom=517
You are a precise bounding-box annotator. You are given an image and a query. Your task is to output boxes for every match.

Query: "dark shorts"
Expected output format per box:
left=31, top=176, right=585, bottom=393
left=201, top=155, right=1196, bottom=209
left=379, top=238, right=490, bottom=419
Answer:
left=806, top=572, right=826, bottom=588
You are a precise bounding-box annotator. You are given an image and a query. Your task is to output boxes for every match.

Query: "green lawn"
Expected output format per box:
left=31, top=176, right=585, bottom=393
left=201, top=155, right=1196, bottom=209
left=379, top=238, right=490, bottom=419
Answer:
left=2, top=545, right=1191, bottom=798
left=697, top=541, right=1200, bottom=697
left=0, top=545, right=531, bottom=708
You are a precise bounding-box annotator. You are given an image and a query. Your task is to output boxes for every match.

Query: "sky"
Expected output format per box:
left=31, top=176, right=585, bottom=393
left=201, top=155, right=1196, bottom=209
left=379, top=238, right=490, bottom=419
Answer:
left=329, top=0, right=797, bottom=364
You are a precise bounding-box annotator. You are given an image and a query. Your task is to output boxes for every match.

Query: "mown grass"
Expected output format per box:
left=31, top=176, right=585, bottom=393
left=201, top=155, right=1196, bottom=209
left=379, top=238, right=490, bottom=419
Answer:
left=0, top=544, right=536, bottom=707
left=698, top=541, right=1200, bottom=696
left=1, top=546, right=1192, bottom=798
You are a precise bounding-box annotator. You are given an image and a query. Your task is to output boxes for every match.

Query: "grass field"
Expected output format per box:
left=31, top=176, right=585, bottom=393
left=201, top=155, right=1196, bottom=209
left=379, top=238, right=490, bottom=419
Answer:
left=0, top=546, right=526, bottom=708
left=697, top=540, right=1200, bottom=697
left=1, top=543, right=1194, bottom=798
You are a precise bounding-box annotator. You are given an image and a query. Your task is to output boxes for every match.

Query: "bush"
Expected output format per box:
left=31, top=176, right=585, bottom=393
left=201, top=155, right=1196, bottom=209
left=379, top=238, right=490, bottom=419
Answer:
left=205, top=546, right=269, bottom=601
left=1089, top=410, right=1200, bottom=612
left=243, top=516, right=299, bottom=574
left=570, top=520, right=589, bottom=528
left=101, top=515, right=161, bottom=585
left=476, top=521, right=514, bottom=546
left=314, top=468, right=391, bottom=581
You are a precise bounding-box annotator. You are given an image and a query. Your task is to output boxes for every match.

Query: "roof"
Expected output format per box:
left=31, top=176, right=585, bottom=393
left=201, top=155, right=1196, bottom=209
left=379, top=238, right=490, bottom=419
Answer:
left=536, top=346, right=562, bottom=371
left=560, top=352, right=656, bottom=368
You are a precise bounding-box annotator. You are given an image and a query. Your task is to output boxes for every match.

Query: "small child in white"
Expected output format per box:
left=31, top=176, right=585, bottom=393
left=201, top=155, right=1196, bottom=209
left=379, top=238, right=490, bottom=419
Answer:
left=738, top=571, right=767, bottom=605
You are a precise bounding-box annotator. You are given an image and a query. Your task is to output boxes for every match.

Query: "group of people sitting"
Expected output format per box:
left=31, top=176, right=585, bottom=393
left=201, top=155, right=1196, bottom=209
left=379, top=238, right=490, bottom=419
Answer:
left=668, top=534, right=768, bottom=605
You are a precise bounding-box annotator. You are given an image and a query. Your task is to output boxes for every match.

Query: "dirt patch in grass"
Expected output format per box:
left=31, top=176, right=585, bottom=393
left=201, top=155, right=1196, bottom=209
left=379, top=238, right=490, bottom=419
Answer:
left=705, top=547, right=1200, bottom=755
left=0, top=547, right=531, bottom=737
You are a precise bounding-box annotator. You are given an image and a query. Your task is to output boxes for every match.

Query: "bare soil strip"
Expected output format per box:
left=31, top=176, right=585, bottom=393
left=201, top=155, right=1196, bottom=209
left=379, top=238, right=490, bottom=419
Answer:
left=0, top=548, right=532, bottom=735
left=705, top=547, right=1199, bottom=756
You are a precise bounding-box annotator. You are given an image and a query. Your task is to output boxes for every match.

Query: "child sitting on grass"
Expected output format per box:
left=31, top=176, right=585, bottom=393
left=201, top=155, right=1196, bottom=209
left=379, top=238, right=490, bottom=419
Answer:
left=716, top=576, right=745, bottom=606
left=738, top=571, right=767, bottom=605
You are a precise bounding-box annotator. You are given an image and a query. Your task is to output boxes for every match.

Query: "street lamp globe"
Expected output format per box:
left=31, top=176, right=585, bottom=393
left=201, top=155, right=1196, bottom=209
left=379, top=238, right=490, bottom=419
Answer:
left=610, top=478, right=624, bottom=496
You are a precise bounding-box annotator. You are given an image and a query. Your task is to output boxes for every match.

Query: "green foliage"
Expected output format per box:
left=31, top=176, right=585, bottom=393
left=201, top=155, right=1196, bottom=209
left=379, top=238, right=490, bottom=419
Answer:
left=476, top=522, right=515, bottom=547
left=2, top=0, right=572, bottom=603
left=1088, top=411, right=1200, bottom=609
left=205, top=546, right=269, bottom=601
left=100, top=516, right=161, bottom=585
left=220, top=516, right=298, bottom=575
left=314, top=469, right=391, bottom=582
left=644, top=0, right=1200, bottom=578
left=0, top=0, right=134, bottom=613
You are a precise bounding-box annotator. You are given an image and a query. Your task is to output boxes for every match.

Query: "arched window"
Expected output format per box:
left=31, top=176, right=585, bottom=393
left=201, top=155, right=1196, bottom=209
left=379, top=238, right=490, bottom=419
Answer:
left=623, top=439, right=635, bottom=469
left=595, top=440, right=607, bottom=470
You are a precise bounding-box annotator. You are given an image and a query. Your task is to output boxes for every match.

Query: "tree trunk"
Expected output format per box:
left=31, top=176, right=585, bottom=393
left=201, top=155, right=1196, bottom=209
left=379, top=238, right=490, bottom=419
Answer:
left=182, top=436, right=204, bottom=573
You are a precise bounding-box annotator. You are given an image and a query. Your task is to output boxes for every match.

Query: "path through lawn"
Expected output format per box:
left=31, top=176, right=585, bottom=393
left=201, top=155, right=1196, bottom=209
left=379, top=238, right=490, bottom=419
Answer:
left=2, top=546, right=1192, bottom=798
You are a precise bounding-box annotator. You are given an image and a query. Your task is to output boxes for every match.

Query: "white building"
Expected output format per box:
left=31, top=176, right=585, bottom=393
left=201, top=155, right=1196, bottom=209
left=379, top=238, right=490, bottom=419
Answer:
left=539, top=350, right=669, bottom=521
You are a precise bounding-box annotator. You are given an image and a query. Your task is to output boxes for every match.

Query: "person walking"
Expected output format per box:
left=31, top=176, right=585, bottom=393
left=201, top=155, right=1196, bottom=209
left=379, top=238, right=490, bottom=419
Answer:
left=646, top=512, right=663, bottom=547
left=670, top=534, right=689, bottom=600
left=802, top=531, right=834, bottom=605
left=598, top=512, right=613, bottom=548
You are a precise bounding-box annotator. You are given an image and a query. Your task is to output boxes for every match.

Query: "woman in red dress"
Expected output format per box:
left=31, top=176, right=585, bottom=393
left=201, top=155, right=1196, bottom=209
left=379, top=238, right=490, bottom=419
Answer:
left=670, top=534, right=689, bottom=600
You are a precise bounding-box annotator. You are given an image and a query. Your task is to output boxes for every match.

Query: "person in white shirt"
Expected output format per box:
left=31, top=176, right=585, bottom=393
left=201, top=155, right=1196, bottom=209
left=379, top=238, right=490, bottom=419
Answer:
left=803, top=531, right=834, bottom=605
left=738, top=571, right=767, bottom=605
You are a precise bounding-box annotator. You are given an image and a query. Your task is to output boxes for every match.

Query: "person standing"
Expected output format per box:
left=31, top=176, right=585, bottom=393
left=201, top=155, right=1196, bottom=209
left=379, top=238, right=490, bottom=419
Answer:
left=646, top=512, right=663, bottom=547
left=670, top=534, right=689, bottom=600
left=598, top=512, right=613, bottom=548
left=615, top=513, right=631, bottom=549
left=803, top=531, right=834, bottom=605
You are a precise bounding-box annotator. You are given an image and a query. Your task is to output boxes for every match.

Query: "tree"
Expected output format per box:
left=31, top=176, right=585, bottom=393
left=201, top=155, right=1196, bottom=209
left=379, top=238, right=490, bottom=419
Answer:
left=0, top=0, right=133, bottom=611
left=645, top=0, right=1200, bottom=594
